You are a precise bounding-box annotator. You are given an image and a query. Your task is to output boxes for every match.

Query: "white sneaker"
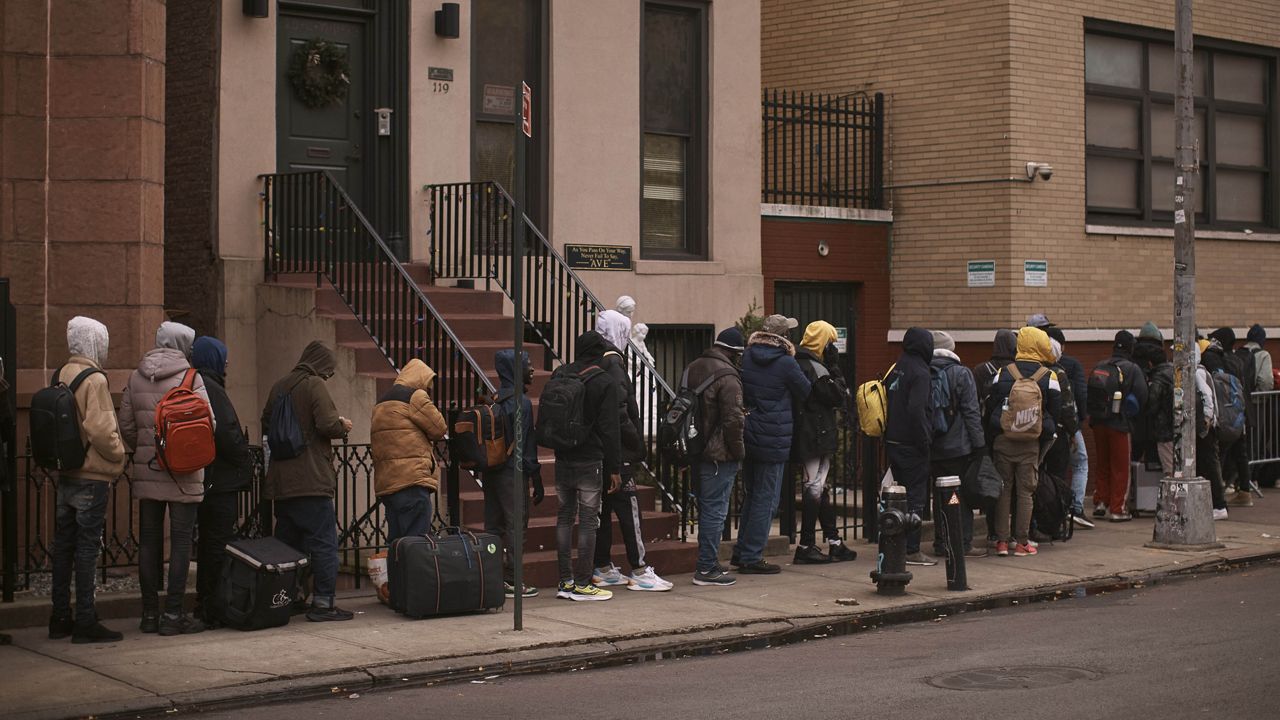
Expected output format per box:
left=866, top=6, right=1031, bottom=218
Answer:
left=627, top=566, right=673, bottom=592
left=591, top=564, right=628, bottom=586
left=1213, top=508, right=1229, bottom=521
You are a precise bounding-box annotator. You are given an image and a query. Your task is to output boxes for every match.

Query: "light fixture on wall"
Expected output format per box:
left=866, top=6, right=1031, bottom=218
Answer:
left=1025, top=162, right=1054, bottom=181
left=242, top=0, right=268, bottom=18
left=435, top=3, right=460, bottom=38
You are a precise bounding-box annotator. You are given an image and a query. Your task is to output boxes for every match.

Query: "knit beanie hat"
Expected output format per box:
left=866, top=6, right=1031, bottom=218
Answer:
left=930, top=330, right=956, bottom=352
left=1248, top=323, right=1266, bottom=344
left=1209, top=327, right=1236, bottom=350
left=714, top=327, right=745, bottom=352
left=1138, top=321, right=1163, bottom=343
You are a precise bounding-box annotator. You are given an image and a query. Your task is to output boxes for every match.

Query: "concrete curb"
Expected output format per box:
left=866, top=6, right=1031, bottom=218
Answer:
left=50, top=546, right=1277, bottom=720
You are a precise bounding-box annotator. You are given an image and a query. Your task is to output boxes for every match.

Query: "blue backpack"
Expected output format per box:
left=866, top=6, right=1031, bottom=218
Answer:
left=267, top=378, right=308, bottom=461
left=930, top=365, right=956, bottom=436
left=1212, top=370, right=1246, bottom=444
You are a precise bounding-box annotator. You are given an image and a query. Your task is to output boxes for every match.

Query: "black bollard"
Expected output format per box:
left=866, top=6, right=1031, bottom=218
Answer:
left=934, top=475, right=968, bottom=591
left=870, top=485, right=918, bottom=595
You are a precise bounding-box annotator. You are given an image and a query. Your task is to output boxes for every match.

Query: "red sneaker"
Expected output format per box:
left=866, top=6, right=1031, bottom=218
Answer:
left=995, top=541, right=1009, bottom=557
left=1013, top=542, right=1037, bottom=556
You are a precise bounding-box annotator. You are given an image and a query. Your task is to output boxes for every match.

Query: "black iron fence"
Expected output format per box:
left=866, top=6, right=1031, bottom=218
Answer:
left=762, top=89, right=885, bottom=209
left=260, top=171, right=495, bottom=416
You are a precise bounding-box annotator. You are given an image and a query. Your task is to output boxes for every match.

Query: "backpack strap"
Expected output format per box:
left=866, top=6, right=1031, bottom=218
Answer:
left=692, top=367, right=736, bottom=395
left=1006, top=363, right=1024, bottom=381
left=50, top=366, right=64, bottom=386
left=1030, top=366, right=1050, bottom=382
left=179, top=368, right=197, bottom=391
left=67, top=367, right=104, bottom=394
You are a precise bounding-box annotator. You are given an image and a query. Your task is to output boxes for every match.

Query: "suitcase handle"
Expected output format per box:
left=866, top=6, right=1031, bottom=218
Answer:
left=437, top=526, right=481, bottom=544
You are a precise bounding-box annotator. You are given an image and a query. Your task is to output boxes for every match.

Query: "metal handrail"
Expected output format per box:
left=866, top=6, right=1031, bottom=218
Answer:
left=426, top=181, right=685, bottom=522
left=261, top=171, right=495, bottom=414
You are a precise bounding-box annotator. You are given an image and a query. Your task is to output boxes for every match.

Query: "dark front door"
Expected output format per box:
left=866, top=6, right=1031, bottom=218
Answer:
left=774, top=281, right=857, bottom=385
left=277, top=13, right=366, bottom=208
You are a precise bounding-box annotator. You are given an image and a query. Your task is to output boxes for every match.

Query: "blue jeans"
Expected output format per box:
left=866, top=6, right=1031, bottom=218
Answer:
left=1071, top=429, right=1089, bottom=513
left=51, top=478, right=110, bottom=625
left=382, top=485, right=434, bottom=545
left=733, top=460, right=784, bottom=565
left=697, top=460, right=739, bottom=573
left=274, top=496, right=339, bottom=601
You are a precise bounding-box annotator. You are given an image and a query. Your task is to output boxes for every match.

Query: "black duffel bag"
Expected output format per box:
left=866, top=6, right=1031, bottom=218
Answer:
left=221, top=537, right=310, bottom=631
left=388, top=528, right=504, bottom=618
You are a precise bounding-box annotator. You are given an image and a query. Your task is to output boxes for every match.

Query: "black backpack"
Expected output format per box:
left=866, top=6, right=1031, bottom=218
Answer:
left=1049, top=364, right=1079, bottom=436
left=29, top=367, right=105, bottom=471
left=1233, top=346, right=1258, bottom=398
left=1032, top=467, right=1074, bottom=542
left=267, top=378, right=307, bottom=461
left=659, top=364, right=736, bottom=466
left=1145, top=365, right=1176, bottom=443
left=535, top=362, right=605, bottom=451
left=1086, top=360, right=1124, bottom=422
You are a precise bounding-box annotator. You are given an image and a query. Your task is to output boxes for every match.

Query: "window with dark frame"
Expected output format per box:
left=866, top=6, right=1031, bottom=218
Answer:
left=642, top=2, right=707, bottom=259
left=1085, top=23, right=1277, bottom=229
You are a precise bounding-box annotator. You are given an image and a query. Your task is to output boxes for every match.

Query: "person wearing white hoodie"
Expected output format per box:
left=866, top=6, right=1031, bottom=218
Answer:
left=48, top=317, right=127, bottom=644
left=119, top=322, right=212, bottom=636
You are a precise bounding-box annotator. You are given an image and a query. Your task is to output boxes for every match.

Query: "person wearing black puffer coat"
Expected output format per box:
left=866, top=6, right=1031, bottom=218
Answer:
left=791, top=321, right=855, bottom=565
left=190, top=337, right=253, bottom=628
left=732, top=315, right=811, bottom=575
left=884, top=327, right=935, bottom=565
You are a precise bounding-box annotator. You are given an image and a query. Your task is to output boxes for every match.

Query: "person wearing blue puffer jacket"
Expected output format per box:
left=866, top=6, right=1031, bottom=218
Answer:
left=731, top=314, right=811, bottom=575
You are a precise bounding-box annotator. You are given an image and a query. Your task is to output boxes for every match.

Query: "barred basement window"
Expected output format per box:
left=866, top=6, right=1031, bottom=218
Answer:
left=1085, top=22, right=1278, bottom=229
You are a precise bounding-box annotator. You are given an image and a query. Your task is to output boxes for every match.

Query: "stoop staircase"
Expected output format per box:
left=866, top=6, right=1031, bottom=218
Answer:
left=261, top=172, right=695, bottom=588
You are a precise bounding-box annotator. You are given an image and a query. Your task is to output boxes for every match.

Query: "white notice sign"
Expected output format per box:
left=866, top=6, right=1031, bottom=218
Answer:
left=967, top=260, right=996, bottom=288
left=834, top=327, right=848, bottom=354
left=1024, top=260, right=1048, bottom=287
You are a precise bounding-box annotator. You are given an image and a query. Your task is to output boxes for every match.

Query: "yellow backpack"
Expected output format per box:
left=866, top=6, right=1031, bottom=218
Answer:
left=855, top=364, right=896, bottom=437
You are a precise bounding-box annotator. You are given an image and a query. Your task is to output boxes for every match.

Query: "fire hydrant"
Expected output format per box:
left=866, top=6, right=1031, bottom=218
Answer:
left=870, top=484, right=919, bottom=595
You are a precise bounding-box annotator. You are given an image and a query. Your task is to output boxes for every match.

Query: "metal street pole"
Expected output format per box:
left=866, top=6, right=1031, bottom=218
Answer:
left=510, top=81, right=533, bottom=631
left=1151, top=0, right=1220, bottom=549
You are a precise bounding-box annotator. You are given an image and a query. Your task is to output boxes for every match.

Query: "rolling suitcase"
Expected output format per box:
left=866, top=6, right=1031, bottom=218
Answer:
left=1129, top=460, right=1162, bottom=516
left=221, top=537, right=309, bottom=631
left=388, top=528, right=504, bottom=618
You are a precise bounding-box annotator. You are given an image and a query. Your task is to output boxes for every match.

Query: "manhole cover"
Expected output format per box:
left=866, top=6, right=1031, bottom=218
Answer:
left=928, top=666, right=1099, bottom=692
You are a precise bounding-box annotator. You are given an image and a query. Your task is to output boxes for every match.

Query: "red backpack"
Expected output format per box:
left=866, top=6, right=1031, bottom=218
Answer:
left=153, top=369, right=216, bottom=475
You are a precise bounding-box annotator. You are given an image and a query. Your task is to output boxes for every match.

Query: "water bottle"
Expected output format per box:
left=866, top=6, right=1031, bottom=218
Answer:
left=1111, top=391, right=1122, bottom=415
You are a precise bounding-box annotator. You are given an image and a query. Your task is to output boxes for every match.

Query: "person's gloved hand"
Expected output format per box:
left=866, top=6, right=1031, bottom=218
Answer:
left=529, top=470, right=545, bottom=506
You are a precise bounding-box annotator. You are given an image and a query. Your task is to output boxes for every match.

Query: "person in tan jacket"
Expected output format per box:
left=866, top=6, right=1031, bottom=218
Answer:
left=119, top=321, right=211, bottom=636
left=48, top=317, right=127, bottom=644
left=371, top=359, right=447, bottom=544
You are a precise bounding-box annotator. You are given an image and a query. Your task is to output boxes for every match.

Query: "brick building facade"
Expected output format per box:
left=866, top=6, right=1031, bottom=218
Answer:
left=762, top=0, right=1280, bottom=351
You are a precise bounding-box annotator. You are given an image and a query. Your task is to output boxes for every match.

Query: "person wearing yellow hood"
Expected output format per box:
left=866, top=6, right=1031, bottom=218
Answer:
left=371, top=359, right=448, bottom=545
left=791, top=321, right=856, bottom=564
left=984, top=326, right=1061, bottom=557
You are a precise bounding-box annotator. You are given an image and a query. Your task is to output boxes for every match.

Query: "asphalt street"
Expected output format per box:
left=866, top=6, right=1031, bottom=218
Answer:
left=204, top=561, right=1280, bottom=720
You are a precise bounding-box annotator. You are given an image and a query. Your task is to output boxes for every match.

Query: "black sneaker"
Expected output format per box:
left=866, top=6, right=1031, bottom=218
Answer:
left=306, top=605, right=355, bottom=622
left=828, top=542, right=857, bottom=562
left=736, top=560, right=781, bottom=575
left=729, top=554, right=742, bottom=568
left=158, top=613, right=206, bottom=636
left=72, top=621, right=123, bottom=644
left=48, top=613, right=73, bottom=640
left=793, top=545, right=831, bottom=565
left=139, top=612, right=160, bottom=634
left=1071, top=512, right=1096, bottom=529
left=692, top=567, right=737, bottom=586
left=904, top=552, right=938, bottom=566
left=504, top=582, right=539, bottom=598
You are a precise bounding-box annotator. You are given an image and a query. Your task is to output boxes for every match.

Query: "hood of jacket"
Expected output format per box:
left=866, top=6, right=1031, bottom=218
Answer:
left=495, top=349, right=530, bottom=389
left=1209, top=326, right=1237, bottom=350
left=746, top=331, right=796, bottom=364
left=295, top=341, right=337, bottom=379
left=902, top=327, right=934, bottom=363
left=932, top=348, right=962, bottom=365
left=596, top=309, right=632, bottom=352
left=576, top=330, right=608, bottom=362
left=800, top=321, right=838, bottom=356
left=191, top=336, right=228, bottom=378
left=156, top=321, right=196, bottom=358
left=137, top=347, right=192, bottom=382
left=67, top=316, right=109, bottom=367
left=1201, top=345, right=1227, bottom=373
left=992, top=328, right=1017, bottom=362
left=1015, top=326, right=1054, bottom=364
left=395, top=358, right=436, bottom=391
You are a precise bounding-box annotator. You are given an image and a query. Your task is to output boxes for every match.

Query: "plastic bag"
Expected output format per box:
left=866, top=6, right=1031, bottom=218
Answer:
left=368, top=551, right=390, bottom=605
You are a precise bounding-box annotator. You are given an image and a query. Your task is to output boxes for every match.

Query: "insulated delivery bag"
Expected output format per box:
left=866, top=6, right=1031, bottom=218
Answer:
left=221, top=537, right=309, bottom=631
left=388, top=528, right=504, bottom=618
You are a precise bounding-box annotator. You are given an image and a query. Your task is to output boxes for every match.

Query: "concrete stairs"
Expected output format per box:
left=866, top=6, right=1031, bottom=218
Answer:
left=264, top=268, right=697, bottom=588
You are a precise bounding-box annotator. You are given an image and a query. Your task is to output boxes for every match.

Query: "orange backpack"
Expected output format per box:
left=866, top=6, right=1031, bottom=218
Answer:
left=153, top=369, right=216, bottom=475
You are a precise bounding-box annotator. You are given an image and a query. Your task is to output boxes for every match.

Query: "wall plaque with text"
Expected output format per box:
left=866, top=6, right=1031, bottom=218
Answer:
left=565, top=244, right=633, bottom=271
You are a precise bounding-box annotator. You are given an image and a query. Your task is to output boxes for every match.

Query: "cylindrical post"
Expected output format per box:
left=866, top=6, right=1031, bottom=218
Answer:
left=934, top=476, right=968, bottom=591
left=511, top=83, right=531, bottom=632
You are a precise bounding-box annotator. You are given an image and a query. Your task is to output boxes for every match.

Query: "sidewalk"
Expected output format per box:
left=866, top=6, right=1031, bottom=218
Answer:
left=4, top=498, right=1280, bottom=720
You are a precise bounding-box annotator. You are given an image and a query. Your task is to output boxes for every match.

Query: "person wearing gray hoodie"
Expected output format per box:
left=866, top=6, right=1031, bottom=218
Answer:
left=928, top=331, right=986, bottom=558
left=48, top=317, right=127, bottom=644
left=119, top=322, right=212, bottom=636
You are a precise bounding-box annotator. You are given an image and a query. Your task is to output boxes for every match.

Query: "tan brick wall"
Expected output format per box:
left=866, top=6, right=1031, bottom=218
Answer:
left=763, top=0, right=1280, bottom=332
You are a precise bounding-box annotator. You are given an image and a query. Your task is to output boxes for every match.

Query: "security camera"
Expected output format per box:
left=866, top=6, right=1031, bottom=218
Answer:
left=1026, top=162, right=1053, bottom=181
